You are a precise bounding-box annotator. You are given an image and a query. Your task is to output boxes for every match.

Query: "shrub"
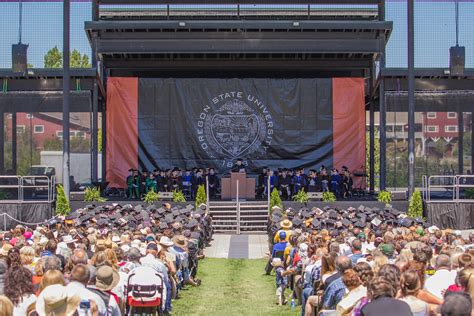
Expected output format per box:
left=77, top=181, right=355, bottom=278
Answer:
left=143, top=188, right=160, bottom=204
left=195, top=185, right=207, bottom=210
left=84, top=186, right=107, bottom=202
left=377, top=190, right=392, bottom=205
left=465, top=188, right=474, bottom=199
left=292, top=188, right=309, bottom=204
left=0, top=190, right=10, bottom=200
left=322, top=191, right=336, bottom=202
left=56, top=184, right=71, bottom=216
left=173, top=190, right=186, bottom=203
left=408, top=189, right=423, bottom=219
left=269, top=188, right=283, bottom=213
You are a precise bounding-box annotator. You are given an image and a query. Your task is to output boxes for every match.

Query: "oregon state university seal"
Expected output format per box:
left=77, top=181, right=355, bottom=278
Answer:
left=196, top=91, right=274, bottom=167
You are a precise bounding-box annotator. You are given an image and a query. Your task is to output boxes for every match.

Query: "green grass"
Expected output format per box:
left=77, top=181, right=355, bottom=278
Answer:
left=172, top=258, right=300, bottom=316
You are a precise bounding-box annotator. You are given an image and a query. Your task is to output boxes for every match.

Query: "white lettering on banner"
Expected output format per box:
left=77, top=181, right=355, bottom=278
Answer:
left=196, top=92, right=274, bottom=163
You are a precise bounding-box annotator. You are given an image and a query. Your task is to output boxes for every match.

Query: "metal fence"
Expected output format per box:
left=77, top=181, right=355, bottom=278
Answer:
left=422, top=175, right=474, bottom=203
left=0, top=175, right=55, bottom=203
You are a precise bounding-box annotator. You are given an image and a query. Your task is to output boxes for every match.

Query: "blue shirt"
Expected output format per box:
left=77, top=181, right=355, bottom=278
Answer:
left=349, top=253, right=364, bottom=264
left=322, top=276, right=347, bottom=309
left=272, top=241, right=288, bottom=257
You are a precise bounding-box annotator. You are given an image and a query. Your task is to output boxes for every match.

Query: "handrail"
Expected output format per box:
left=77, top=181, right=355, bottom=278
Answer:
left=267, top=175, right=271, bottom=212
left=236, top=179, right=240, bottom=235
left=426, top=174, right=474, bottom=203
left=205, top=175, right=210, bottom=212
left=0, top=175, right=55, bottom=203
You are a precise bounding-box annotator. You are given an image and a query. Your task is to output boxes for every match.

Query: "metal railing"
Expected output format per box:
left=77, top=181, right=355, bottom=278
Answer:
left=236, top=179, right=240, bottom=235
left=423, top=175, right=474, bottom=203
left=0, top=175, right=55, bottom=203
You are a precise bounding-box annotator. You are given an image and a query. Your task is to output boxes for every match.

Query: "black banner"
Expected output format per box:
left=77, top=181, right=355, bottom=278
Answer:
left=137, top=78, right=333, bottom=174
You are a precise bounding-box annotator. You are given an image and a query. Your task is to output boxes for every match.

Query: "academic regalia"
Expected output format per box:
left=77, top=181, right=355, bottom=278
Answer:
left=208, top=173, right=220, bottom=198
left=279, top=174, right=292, bottom=200
left=292, top=175, right=306, bottom=195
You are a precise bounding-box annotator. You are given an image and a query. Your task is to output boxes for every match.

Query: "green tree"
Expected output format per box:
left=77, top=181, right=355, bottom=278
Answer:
left=43, top=137, right=62, bottom=151
left=43, top=46, right=91, bottom=68
left=408, top=189, right=424, bottom=219
left=195, top=185, right=207, bottom=210
left=44, top=46, right=62, bottom=68
left=55, top=184, right=71, bottom=216
left=269, top=188, right=283, bottom=213
left=365, top=132, right=380, bottom=190
left=27, top=63, right=34, bottom=68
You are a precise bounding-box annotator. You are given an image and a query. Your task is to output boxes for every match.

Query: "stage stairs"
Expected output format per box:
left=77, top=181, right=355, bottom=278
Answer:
left=208, top=201, right=268, bottom=234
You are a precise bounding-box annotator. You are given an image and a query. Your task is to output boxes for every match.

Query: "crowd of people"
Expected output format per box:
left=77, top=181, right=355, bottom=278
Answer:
left=0, top=202, right=212, bottom=315
left=257, top=165, right=354, bottom=200
left=125, top=163, right=354, bottom=201
left=266, top=204, right=474, bottom=316
left=126, top=167, right=220, bottom=200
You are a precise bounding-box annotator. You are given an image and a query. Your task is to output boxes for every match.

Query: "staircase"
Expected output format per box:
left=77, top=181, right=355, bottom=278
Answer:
left=208, top=201, right=269, bottom=234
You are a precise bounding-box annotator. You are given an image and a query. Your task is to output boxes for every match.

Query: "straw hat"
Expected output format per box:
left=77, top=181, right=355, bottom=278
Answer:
left=280, top=219, right=293, bottom=229
left=95, top=265, right=120, bottom=291
left=159, top=236, right=174, bottom=247
left=0, top=244, right=12, bottom=256
left=36, top=284, right=81, bottom=316
left=172, top=235, right=189, bottom=248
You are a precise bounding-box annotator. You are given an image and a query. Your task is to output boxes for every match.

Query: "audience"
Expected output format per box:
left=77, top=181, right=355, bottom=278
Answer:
left=266, top=204, right=474, bottom=316
left=0, top=202, right=211, bottom=315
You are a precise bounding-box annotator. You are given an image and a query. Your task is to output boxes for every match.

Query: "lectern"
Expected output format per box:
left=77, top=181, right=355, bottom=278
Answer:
left=221, top=172, right=255, bottom=200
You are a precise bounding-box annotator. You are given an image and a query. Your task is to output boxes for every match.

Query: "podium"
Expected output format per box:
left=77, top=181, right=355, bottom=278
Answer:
left=221, top=172, right=255, bottom=200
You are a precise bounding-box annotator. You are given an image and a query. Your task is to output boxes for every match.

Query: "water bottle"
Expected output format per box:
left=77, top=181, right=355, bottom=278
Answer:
left=290, top=298, right=296, bottom=309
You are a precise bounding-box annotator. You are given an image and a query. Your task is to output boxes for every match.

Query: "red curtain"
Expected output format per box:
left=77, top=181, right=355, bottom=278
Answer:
left=333, top=78, right=366, bottom=187
left=106, top=77, right=138, bottom=188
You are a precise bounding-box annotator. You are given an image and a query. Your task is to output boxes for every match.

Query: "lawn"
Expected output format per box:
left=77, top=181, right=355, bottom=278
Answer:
left=172, top=258, right=300, bottom=316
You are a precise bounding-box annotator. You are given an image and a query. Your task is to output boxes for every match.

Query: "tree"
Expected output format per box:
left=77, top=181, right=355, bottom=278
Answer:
left=43, top=46, right=91, bottom=68
left=70, top=49, right=91, bottom=68
left=44, top=46, right=62, bottom=68
left=195, top=185, right=207, bottom=210
left=365, top=132, right=380, bottom=190
left=408, top=189, right=423, bottom=219
left=27, top=63, right=34, bottom=69
left=269, top=188, right=282, bottom=213
left=55, top=184, right=71, bottom=216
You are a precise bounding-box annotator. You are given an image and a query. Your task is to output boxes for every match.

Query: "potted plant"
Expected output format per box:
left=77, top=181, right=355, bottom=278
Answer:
left=269, top=188, right=283, bottom=213
left=408, top=189, right=423, bottom=219
left=56, top=184, right=71, bottom=216
left=377, top=190, right=392, bottom=207
left=292, top=188, right=309, bottom=206
left=143, top=188, right=160, bottom=204
left=173, top=190, right=186, bottom=203
left=322, top=191, right=336, bottom=203
left=84, top=186, right=107, bottom=202
left=195, top=185, right=206, bottom=210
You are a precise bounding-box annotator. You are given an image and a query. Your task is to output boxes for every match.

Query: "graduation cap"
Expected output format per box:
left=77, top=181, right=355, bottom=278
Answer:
left=292, top=217, right=303, bottom=227
left=354, top=221, right=365, bottom=228
left=157, top=208, right=166, bottom=214
left=159, top=222, right=168, bottom=230
left=97, top=219, right=108, bottom=226
left=371, top=217, right=382, bottom=227
left=66, top=212, right=80, bottom=220
left=153, top=213, right=162, bottom=220
left=164, top=216, right=175, bottom=224
left=190, top=232, right=201, bottom=240
left=357, top=205, right=365, bottom=212
left=328, top=210, right=338, bottom=219
left=186, top=219, right=199, bottom=229
left=172, top=209, right=181, bottom=217
left=342, top=219, right=351, bottom=227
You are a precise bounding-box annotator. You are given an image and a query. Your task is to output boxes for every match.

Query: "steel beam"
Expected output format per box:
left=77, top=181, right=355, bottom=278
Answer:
left=407, top=0, right=415, bottom=198
left=63, top=0, right=71, bottom=196
left=0, top=112, right=4, bottom=174
left=12, top=112, right=17, bottom=174
left=92, top=81, right=99, bottom=184
left=85, top=20, right=393, bottom=32
left=458, top=110, right=464, bottom=174
left=98, top=0, right=382, bottom=4
left=97, top=38, right=383, bottom=54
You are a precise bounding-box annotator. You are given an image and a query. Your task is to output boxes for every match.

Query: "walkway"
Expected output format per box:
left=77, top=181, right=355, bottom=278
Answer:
left=204, top=234, right=269, bottom=259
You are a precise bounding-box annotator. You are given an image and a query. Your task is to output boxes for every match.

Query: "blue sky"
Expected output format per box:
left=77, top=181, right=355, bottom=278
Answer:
left=0, top=1, right=473, bottom=69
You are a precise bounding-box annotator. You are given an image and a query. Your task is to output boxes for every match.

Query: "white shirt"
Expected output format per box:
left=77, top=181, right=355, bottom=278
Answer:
left=424, top=269, right=457, bottom=300
left=66, top=281, right=107, bottom=316
left=336, top=285, right=366, bottom=316
left=14, top=294, right=36, bottom=316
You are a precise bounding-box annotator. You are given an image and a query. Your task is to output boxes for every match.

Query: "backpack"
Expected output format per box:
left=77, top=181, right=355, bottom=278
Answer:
left=126, top=266, right=165, bottom=309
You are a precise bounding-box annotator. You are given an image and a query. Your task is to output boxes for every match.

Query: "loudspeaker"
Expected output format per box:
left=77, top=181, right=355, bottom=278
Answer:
left=12, top=43, right=29, bottom=73
left=450, top=45, right=465, bottom=75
